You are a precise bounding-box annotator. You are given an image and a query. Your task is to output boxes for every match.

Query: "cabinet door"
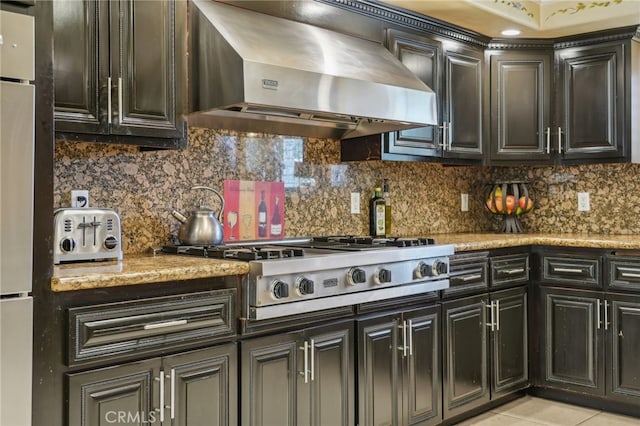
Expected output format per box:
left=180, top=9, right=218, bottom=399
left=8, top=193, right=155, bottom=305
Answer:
left=163, top=344, right=237, bottom=426
left=298, top=323, right=354, bottom=426
left=404, top=306, right=441, bottom=426
left=491, top=287, right=529, bottom=397
left=67, top=358, right=159, bottom=426
left=541, top=287, right=605, bottom=395
left=444, top=46, right=483, bottom=160
left=53, top=0, right=109, bottom=134
left=358, top=314, right=401, bottom=426
left=386, top=29, right=442, bottom=158
left=489, top=51, right=552, bottom=163
left=241, top=333, right=299, bottom=426
left=442, top=294, right=490, bottom=420
left=607, top=293, right=640, bottom=404
left=556, top=42, right=626, bottom=160
left=111, top=0, right=185, bottom=138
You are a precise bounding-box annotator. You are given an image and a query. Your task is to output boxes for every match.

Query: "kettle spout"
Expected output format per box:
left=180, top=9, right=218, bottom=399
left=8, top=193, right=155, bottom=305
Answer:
left=171, top=209, right=188, bottom=224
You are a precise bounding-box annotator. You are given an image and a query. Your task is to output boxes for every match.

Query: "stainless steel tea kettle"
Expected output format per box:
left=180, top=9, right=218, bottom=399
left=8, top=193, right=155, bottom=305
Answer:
left=172, top=186, right=225, bottom=245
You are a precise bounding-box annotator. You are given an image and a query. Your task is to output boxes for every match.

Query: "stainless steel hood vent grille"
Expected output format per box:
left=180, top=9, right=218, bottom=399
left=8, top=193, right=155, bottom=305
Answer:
left=188, top=0, right=437, bottom=140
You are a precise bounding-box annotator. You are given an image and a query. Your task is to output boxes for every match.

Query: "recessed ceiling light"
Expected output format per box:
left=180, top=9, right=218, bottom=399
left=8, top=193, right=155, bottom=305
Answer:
left=501, top=29, right=522, bottom=36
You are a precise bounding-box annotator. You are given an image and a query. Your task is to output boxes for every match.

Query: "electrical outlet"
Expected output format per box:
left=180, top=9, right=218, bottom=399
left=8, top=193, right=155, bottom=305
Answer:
left=461, top=193, right=469, bottom=212
left=350, top=192, right=360, bottom=214
left=577, top=192, right=590, bottom=211
left=71, top=190, right=89, bottom=208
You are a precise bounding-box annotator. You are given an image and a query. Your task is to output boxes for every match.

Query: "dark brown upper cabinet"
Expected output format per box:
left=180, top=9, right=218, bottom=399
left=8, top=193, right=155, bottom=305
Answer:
left=488, top=29, right=634, bottom=165
left=555, top=41, right=627, bottom=162
left=53, top=0, right=187, bottom=149
left=488, top=49, right=553, bottom=164
left=341, top=29, right=484, bottom=163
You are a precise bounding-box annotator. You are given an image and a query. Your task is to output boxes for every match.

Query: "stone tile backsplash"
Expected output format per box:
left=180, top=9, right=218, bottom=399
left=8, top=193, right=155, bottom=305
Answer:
left=54, top=128, right=640, bottom=254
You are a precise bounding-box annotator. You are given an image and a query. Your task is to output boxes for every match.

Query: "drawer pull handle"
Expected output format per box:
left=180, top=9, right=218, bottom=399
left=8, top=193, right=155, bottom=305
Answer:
left=461, top=274, right=482, bottom=281
left=554, top=267, right=583, bottom=274
left=620, top=271, right=640, bottom=279
left=143, top=319, right=188, bottom=330
left=503, top=268, right=524, bottom=275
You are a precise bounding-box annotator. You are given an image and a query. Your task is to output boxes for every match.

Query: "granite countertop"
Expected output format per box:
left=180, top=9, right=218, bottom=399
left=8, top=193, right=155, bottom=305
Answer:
left=51, top=233, right=640, bottom=292
left=51, top=254, right=250, bottom=292
left=434, top=233, right=640, bottom=252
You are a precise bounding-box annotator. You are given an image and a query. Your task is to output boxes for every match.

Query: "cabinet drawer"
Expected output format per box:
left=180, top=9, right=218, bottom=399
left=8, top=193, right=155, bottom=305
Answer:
left=68, top=289, right=236, bottom=366
left=542, top=255, right=601, bottom=288
left=608, top=256, right=640, bottom=292
left=490, top=253, right=529, bottom=289
left=443, top=251, right=489, bottom=298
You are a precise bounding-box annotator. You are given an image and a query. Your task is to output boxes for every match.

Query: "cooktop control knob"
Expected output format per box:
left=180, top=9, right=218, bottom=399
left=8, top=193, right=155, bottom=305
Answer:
left=374, top=268, right=392, bottom=285
left=296, top=277, right=315, bottom=295
left=347, top=267, right=367, bottom=285
left=415, top=261, right=430, bottom=279
left=271, top=280, right=290, bottom=299
left=104, top=236, right=119, bottom=250
left=432, top=260, right=448, bottom=276
left=60, top=237, right=76, bottom=253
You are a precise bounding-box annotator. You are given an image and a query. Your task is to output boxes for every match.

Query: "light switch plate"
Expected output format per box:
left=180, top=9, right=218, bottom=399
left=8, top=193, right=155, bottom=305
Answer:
left=351, top=192, right=360, bottom=214
left=578, top=192, right=590, bottom=211
left=461, top=193, right=469, bottom=212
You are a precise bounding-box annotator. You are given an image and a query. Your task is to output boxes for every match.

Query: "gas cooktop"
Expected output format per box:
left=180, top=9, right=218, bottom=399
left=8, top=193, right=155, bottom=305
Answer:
left=162, top=236, right=439, bottom=260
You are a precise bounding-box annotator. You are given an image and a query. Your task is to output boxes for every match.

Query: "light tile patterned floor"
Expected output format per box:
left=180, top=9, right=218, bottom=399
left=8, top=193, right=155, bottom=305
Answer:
left=457, top=396, right=640, bottom=425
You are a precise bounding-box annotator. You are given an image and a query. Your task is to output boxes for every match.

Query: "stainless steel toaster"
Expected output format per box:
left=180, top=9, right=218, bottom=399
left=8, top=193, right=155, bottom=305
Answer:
left=53, top=208, right=123, bottom=264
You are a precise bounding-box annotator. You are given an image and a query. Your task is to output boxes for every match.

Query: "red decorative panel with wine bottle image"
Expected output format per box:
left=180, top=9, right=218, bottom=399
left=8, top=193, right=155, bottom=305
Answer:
left=223, top=180, right=285, bottom=241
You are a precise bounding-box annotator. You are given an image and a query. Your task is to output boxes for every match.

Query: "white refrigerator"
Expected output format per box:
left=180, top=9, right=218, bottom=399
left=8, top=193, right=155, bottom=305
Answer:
left=0, top=9, right=34, bottom=426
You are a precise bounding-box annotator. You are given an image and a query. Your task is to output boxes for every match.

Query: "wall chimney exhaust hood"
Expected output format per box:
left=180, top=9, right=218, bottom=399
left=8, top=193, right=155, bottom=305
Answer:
left=188, top=0, right=437, bottom=140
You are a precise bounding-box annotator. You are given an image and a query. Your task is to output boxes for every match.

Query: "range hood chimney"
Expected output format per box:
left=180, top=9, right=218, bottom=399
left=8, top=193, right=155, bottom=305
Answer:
left=188, top=0, right=437, bottom=140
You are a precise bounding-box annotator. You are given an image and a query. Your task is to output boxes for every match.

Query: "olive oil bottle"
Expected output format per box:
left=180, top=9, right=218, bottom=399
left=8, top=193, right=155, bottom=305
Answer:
left=369, top=187, right=386, bottom=237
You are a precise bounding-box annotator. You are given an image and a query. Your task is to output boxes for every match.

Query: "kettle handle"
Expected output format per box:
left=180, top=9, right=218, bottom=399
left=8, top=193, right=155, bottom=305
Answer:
left=190, top=186, right=225, bottom=221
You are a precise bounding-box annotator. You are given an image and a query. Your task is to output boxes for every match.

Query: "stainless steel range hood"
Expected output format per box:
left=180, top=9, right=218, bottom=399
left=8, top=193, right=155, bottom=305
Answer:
left=188, top=0, right=437, bottom=140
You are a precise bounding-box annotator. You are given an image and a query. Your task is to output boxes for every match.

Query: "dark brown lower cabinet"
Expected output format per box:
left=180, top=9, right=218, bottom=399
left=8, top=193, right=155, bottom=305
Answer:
left=240, top=322, right=354, bottom=426
left=442, top=288, right=529, bottom=420
left=358, top=305, right=441, bottom=426
left=540, top=287, right=604, bottom=395
left=541, top=286, right=640, bottom=406
left=442, top=294, right=490, bottom=419
left=491, top=287, right=529, bottom=397
left=67, top=343, right=237, bottom=426
left=607, top=293, right=640, bottom=404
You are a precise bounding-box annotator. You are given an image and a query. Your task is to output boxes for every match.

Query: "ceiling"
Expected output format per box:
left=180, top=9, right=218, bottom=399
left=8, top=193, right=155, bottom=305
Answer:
left=379, top=0, right=640, bottom=38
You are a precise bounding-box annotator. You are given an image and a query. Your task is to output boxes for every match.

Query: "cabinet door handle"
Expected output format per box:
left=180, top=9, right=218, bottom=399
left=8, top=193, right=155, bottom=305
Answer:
left=486, top=301, right=495, bottom=331
left=170, top=369, right=176, bottom=420
left=447, top=121, right=452, bottom=151
left=460, top=274, right=482, bottom=282
left=546, top=127, right=551, bottom=154
left=596, top=299, right=601, bottom=329
left=502, top=268, right=525, bottom=275
left=310, top=339, right=315, bottom=381
left=557, top=127, right=563, bottom=154
left=143, top=319, right=187, bottom=330
left=554, top=267, right=583, bottom=274
left=407, top=319, right=413, bottom=356
left=107, top=77, right=112, bottom=124
left=620, top=271, right=640, bottom=279
left=495, top=300, right=500, bottom=331
left=604, top=300, right=609, bottom=331
left=399, top=320, right=408, bottom=357
left=118, top=77, right=123, bottom=124
left=438, top=123, right=448, bottom=151
left=156, top=370, right=165, bottom=423
left=299, top=341, right=309, bottom=383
